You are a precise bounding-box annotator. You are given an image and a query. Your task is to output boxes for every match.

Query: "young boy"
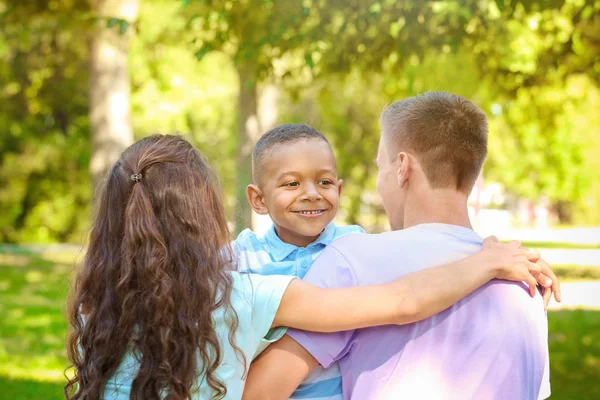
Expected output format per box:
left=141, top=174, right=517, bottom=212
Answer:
left=233, top=123, right=363, bottom=400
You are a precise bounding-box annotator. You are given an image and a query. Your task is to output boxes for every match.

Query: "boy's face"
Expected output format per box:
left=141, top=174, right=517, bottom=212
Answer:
left=253, top=139, right=342, bottom=247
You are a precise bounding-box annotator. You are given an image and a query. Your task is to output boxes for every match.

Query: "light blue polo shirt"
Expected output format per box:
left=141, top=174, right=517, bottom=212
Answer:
left=233, top=222, right=364, bottom=400
left=102, top=272, right=296, bottom=399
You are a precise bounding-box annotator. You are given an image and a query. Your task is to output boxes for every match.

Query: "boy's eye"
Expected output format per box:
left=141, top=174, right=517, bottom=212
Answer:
left=283, top=182, right=300, bottom=187
left=318, top=179, right=333, bottom=185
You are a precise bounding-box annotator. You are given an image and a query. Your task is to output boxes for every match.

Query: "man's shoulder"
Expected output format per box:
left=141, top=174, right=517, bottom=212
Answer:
left=328, top=229, right=397, bottom=252
left=310, top=232, right=384, bottom=274
left=315, top=229, right=418, bottom=278
left=331, top=224, right=366, bottom=239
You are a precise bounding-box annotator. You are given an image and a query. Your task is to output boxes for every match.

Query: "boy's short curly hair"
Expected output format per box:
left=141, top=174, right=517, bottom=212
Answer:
left=252, top=124, right=331, bottom=184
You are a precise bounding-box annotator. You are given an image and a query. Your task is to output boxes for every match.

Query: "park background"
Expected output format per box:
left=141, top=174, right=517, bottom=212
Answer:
left=1, top=0, right=599, bottom=398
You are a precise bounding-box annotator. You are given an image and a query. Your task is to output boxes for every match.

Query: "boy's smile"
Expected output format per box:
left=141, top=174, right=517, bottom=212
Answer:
left=247, top=138, right=342, bottom=247
left=291, top=209, right=328, bottom=217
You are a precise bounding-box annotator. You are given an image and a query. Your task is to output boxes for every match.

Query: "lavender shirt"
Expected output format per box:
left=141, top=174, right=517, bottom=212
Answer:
left=288, top=223, right=550, bottom=400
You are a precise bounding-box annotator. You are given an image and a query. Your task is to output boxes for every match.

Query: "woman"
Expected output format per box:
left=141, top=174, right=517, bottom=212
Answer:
left=65, top=135, right=555, bottom=400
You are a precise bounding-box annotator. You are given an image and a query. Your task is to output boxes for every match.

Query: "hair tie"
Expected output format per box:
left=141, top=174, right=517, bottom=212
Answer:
left=130, top=173, right=142, bottom=183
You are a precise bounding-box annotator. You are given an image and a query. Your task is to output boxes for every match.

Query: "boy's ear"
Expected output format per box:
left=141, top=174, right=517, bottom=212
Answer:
left=246, top=184, right=269, bottom=215
left=337, top=179, right=343, bottom=197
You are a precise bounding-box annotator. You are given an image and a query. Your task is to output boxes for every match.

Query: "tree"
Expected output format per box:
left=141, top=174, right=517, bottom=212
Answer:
left=179, top=1, right=309, bottom=232
left=0, top=0, right=142, bottom=242
left=294, top=0, right=600, bottom=224
left=0, top=0, right=92, bottom=242
left=279, top=49, right=490, bottom=231
left=89, top=0, right=140, bottom=189
left=181, top=0, right=484, bottom=231
left=470, top=0, right=600, bottom=90
left=464, top=0, right=600, bottom=222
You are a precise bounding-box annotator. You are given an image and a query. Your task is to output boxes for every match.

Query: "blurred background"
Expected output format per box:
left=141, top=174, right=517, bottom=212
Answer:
left=0, top=0, right=599, bottom=398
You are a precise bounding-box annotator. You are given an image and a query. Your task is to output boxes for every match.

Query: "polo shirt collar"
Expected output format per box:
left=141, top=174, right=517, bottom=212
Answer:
left=263, top=223, right=337, bottom=262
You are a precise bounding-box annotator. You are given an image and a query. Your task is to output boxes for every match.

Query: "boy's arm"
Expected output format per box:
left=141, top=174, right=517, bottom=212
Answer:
left=243, top=335, right=317, bottom=400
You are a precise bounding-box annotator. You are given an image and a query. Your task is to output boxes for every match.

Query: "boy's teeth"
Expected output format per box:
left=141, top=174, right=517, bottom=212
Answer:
left=299, top=210, right=321, bottom=215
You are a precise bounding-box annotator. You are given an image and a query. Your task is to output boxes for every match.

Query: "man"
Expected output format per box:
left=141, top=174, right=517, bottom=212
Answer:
left=242, top=92, right=559, bottom=400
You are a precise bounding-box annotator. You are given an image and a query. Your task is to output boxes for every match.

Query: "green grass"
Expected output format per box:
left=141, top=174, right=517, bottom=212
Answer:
left=520, top=241, right=600, bottom=250
left=0, top=246, right=598, bottom=399
left=548, top=309, right=600, bottom=399
left=553, top=265, right=600, bottom=281
left=0, top=248, right=76, bottom=399
left=0, top=376, right=64, bottom=400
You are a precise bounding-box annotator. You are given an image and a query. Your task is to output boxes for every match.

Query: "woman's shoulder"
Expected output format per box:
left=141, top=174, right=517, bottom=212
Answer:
left=230, top=272, right=295, bottom=307
left=230, top=271, right=252, bottom=293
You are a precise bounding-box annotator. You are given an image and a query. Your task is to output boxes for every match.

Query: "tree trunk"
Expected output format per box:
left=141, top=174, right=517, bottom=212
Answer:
left=234, top=65, right=281, bottom=234
left=250, top=83, right=280, bottom=235
left=554, top=200, right=573, bottom=224
left=235, top=62, right=262, bottom=234
left=89, top=0, right=139, bottom=191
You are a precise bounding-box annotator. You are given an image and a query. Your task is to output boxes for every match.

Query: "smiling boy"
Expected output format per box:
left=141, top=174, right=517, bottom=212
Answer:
left=233, top=123, right=363, bottom=400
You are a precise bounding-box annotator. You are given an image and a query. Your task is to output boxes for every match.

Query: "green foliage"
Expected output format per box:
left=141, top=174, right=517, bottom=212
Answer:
left=183, top=0, right=311, bottom=77
left=280, top=50, right=488, bottom=228
left=0, top=0, right=92, bottom=243
left=179, top=0, right=599, bottom=225
left=473, top=0, right=600, bottom=90
left=467, top=0, right=600, bottom=222
left=487, top=79, right=587, bottom=200
left=0, top=1, right=241, bottom=242
left=129, top=1, right=239, bottom=211
left=485, top=75, right=600, bottom=222
left=1, top=0, right=600, bottom=242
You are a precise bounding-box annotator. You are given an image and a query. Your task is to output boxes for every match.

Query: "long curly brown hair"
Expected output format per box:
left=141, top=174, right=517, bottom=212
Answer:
left=65, top=135, right=242, bottom=399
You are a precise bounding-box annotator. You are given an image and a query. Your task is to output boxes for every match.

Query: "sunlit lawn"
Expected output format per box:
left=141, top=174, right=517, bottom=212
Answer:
left=1, top=246, right=599, bottom=399
left=519, top=241, right=600, bottom=250
left=553, top=265, right=600, bottom=281
left=0, top=246, right=79, bottom=400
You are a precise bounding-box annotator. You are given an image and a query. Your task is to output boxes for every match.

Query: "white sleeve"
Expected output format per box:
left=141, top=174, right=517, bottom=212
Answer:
left=537, top=343, right=551, bottom=399
left=537, top=309, right=551, bottom=400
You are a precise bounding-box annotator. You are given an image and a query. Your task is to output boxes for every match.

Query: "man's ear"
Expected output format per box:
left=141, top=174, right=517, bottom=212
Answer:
left=337, top=179, right=343, bottom=197
left=246, top=184, right=269, bottom=215
left=397, top=152, right=411, bottom=188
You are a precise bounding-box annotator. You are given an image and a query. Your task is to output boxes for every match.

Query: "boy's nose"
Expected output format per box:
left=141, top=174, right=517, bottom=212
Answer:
left=301, top=184, right=322, bottom=201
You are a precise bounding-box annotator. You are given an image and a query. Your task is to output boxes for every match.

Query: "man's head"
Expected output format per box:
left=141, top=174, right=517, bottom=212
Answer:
left=376, top=92, right=488, bottom=229
left=247, top=124, right=342, bottom=247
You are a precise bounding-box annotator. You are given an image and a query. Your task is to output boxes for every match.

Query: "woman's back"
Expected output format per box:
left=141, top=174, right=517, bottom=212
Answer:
left=102, top=272, right=294, bottom=399
left=65, top=135, right=251, bottom=399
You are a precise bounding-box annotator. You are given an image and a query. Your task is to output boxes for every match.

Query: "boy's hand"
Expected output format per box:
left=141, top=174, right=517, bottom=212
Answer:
left=481, top=236, right=562, bottom=309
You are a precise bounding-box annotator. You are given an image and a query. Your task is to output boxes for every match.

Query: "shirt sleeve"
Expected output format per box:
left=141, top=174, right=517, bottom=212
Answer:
left=231, top=229, right=270, bottom=274
left=286, top=245, right=359, bottom=368
left=247, top=273, right=296, bottom=343
left=230, top=230, right=251, bottom=272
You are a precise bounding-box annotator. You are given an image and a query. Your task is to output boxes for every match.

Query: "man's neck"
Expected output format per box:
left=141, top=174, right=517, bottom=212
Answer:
left=401, top=189, right=472, bottom=230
